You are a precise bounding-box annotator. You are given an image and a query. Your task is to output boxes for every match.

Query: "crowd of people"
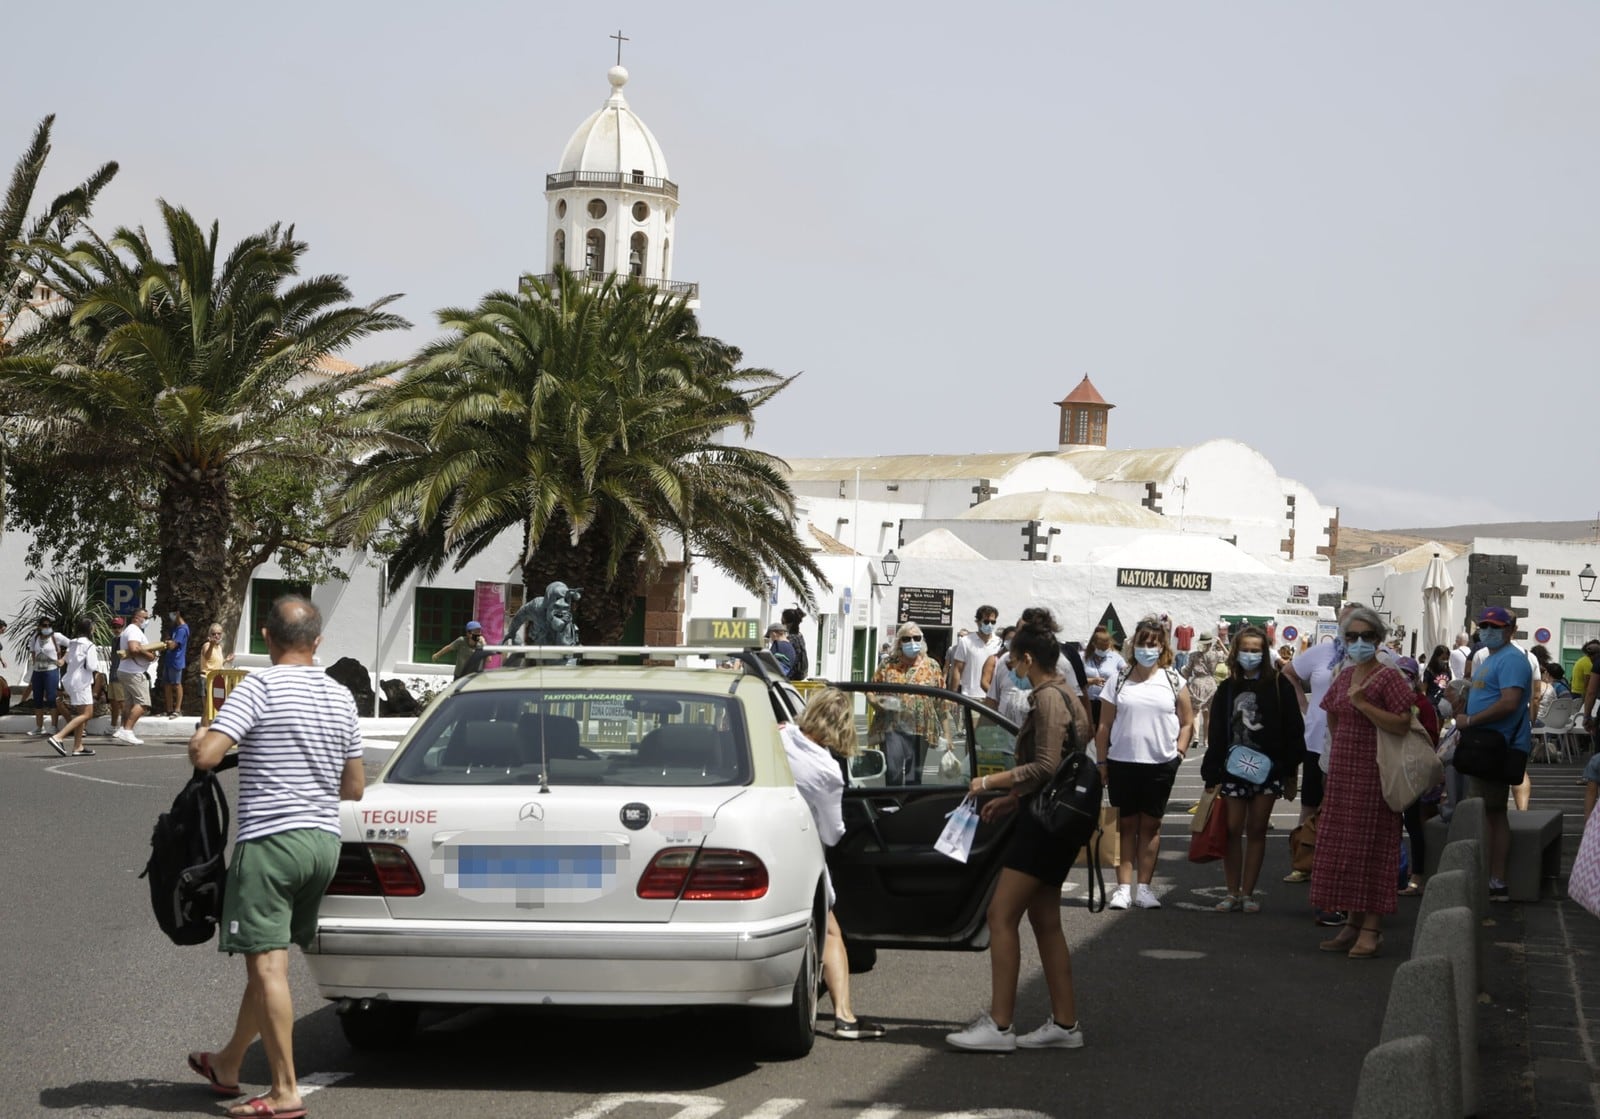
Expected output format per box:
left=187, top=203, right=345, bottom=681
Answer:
left=13, top=607, right=234, bottom=753
left=794, top=597, right=1553, bottom=1049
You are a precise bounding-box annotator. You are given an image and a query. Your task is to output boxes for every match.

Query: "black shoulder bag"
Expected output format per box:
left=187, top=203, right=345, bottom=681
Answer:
left=1027, top=683, right=1106, bottom=912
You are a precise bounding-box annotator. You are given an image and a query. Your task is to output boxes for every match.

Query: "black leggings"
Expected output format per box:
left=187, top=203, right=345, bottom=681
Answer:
left=1402, top=802, right=1425, bottom=881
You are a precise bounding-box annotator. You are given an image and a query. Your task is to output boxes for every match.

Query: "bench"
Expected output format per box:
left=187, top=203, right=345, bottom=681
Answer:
left=1422, top=807, right=1562, bottom=901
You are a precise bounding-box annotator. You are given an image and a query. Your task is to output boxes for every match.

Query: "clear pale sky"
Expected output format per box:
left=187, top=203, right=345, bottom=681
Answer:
left=12, top=2, right=1597, bottom=529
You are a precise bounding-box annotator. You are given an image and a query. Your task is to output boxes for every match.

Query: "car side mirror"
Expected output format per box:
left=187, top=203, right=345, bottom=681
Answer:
left=850, top=750, right=886, bottom=781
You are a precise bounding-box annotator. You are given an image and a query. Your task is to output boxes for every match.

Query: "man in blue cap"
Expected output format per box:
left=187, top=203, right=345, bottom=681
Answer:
left=432, top=620, right=487, bottom=679
left=1460, top=605, right=1532, bottom=901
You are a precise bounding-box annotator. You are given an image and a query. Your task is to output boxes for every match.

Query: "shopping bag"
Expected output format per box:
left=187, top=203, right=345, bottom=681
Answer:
left=1570, top=808, right=1600, bottom=919
left=1187, top=793, right=1230, bottom=863
left=1289, top=810, right=1318, bottom=874
left=934, top=795, right=980, bottom=863
left=1191, top=786, right=1219, bottom=835
left=1377, top=707, right=1446, bottom=812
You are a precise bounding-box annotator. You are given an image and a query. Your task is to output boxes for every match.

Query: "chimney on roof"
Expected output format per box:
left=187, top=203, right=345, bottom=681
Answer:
left=1056, top=375, right=1113, bottom=449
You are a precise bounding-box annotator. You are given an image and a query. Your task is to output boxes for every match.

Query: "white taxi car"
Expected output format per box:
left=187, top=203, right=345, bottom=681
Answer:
left=306, top=648, right=1022, bottom=1059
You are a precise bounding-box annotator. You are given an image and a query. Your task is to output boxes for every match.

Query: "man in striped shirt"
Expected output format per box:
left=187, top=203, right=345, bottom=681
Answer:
left=184, top=595, right=364, bottom=1119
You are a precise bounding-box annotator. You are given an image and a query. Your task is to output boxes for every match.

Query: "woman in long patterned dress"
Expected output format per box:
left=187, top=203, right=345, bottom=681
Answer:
left=1310, top=606, right=1414, bottom=958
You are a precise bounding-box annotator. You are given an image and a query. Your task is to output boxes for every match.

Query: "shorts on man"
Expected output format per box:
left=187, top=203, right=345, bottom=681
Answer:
left=218, top=827, right=341, bottom=953
left=158, top=663, right=185, bottom=686
left=122, top=672, right=152, bottom=708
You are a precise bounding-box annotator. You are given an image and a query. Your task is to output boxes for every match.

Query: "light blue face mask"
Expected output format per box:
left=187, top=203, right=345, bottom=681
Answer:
left=979, top=622, right=995, bottom=636
left=901, top=641, right=923, bottom=657
left=1346, top=639, right=1376, bottom=664
left=1010, top=666, right=1031, bottom=690
left=1134, top=647, right=1160, bottom=667
left=1480, top=627, right=1507, bottom=650
left=1238, top=651, right=1263, bottom=671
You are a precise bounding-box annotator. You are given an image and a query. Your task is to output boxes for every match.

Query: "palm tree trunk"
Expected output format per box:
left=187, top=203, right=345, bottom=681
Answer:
left=156, top=470, right=232, bottom=714
left=522, top=511, right=645, bottom=645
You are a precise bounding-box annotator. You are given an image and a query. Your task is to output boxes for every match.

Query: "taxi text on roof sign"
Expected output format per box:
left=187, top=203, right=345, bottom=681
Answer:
left=686, top=618, right=762, bottom=647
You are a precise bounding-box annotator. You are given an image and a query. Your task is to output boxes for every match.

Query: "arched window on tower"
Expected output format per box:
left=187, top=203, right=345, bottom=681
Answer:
left=585, top=229, right=606, bottom=275
left=553, top=229, right=566, bottom=269
left=629, top=232, right=647, bottom=278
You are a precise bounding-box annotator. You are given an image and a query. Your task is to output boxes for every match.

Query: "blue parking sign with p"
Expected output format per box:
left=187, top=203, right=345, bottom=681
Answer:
left=105, top=578, right=141, bottom=616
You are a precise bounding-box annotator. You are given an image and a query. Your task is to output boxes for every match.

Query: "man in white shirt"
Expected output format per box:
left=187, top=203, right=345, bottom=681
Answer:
left=949, top=605, right=1002, bottom=699
left=1448, top=633, right=1471, bottom=681
left=113, top=607, right=158, bottom=745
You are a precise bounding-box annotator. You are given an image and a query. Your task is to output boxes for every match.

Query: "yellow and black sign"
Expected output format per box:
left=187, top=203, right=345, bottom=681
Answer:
left=687, top=618, right=762, bottom=647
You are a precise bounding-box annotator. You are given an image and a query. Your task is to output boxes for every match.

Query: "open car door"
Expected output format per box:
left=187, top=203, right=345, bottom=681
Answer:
left=820, top=681, right=1021, bottom=951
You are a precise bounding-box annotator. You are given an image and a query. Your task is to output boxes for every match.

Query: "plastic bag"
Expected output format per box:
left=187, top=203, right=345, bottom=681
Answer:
left=939, top=743, right=964, bottom=781
left=934, top=795, right=980, bottom=863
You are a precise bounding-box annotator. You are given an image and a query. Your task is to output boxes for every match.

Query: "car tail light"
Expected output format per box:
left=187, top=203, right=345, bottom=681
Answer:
left=637, top=847, right=769, bottom=901
left=327, top=843, right=426, bottom=897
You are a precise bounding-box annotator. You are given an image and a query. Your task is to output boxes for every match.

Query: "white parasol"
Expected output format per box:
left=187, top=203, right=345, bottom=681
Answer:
left=1422, top=552, right=1455, bottom=653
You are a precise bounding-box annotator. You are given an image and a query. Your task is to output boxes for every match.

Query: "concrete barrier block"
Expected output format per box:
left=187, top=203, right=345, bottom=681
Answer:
left=1435, top=840, right=1485, bottom=923
left=1352, top=1034, right=1446, bottom=1119
left=1446, top=797, right=1485, bottom=853
left=1416, top=870, right=1471, bottom=933
left=1414, top=906, right=1479, bottom=1116
left=1377, top=958, right=1459, bottom=1118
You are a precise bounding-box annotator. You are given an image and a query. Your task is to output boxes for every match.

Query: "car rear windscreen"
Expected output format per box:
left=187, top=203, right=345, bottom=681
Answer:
left=386, top=688, right=751, bottom=787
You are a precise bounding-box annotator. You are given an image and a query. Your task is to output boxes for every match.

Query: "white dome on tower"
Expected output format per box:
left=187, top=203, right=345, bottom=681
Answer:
left=558, top=66, right=671, bottom=180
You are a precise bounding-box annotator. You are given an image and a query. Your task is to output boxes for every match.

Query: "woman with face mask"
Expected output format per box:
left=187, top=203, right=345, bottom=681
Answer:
left=1081, top=625, right=1125, bottom=728
left=948, top=610, right=1094, bottom=1052
left=869, top=621, right=948, bottom=785
left=1201, top=626, right=1305, bottom=912
left=1310, top=606, right=1415, bottom=958
left=1095, top=617, right=1195, bottom=911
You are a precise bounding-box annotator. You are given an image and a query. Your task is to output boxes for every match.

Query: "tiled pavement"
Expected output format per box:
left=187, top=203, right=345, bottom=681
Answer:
left=1481, top=761, right=1600, bottom=1117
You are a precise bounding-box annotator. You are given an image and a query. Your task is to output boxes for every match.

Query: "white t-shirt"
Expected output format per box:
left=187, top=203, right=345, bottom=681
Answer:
left=779, top=723, right=845, bottom=907
left=952, top=631, right=1002, bottom=698
left=1083, top=648, right=1126, bottom=700
left=1290, top=642, right=1342, bottom=756
left=212, top=665, right=363, bottom=842
left=1448, top=646, right=1469, bottom=680
left=29, top=632, right=67, bottom=672
left=117, top=623, right=151, bottom=677
left=1103, top=668, right=1181, bottom=764
left=62, top=637, right=104, bottom=691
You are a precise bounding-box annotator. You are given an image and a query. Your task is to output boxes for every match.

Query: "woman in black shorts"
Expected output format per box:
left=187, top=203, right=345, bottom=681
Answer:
left=946, top=611, right=1094, bottom=1053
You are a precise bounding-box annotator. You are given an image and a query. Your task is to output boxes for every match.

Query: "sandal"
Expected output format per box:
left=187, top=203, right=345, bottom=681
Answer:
left=1398, top=880, right=1423, bottom=896
left=1214, top=895, right=1242, bottom=913
left=1318, top=921, right=1360, bottom=952
left=1241, top=895, right=1261, bottom=914
left=1348, top=930, right=1384, bottom=959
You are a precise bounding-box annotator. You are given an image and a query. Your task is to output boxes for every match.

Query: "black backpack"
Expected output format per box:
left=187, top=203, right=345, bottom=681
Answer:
left=1025, top=684, right=1107, bottom=911
left=140, top=754, right=236, bottom=946
left=789, top=632, right=809, bottom=680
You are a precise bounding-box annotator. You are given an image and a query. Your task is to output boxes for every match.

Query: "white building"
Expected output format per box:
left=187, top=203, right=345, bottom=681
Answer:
left=1350, top=538, right=1600, bottom=674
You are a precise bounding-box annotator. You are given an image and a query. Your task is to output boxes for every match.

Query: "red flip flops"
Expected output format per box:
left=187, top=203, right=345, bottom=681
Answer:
left=186, top=1051, right=240, bottom=1097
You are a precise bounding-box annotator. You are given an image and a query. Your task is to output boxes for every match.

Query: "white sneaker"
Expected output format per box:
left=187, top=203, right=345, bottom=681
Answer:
left=111, top=728, right=142, bottom=745
left=946, top=1013, right=1016, bottom=1052
left=26, top=727, right=48, bottom=737
left=1108, top=885, right=1132, bottom=910
left=1016, top=1019, right=1085, bottom=1049
left=1134, top=884, right=1162, bottom=909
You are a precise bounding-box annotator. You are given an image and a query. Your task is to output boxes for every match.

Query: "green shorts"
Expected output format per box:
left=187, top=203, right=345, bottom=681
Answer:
left=219, top=828, right=341, bottom=954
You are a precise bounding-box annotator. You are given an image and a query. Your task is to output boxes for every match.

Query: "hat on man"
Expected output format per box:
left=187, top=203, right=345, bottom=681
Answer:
left=465, top=620, right=483, bottom=632
left=1477, top=605, right=1515, bottom=628
left=111, top=616, right=125, bottom=629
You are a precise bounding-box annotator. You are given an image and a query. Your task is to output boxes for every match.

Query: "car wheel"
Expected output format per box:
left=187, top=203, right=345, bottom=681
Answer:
left=337, top=1000, right=419, bottom=1051
left=753, top=915, right=818, bottom=1060
left=845, top=940, right=877, bottom=974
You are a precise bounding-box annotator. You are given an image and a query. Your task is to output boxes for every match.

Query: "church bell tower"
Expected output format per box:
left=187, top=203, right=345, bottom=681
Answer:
left=1057, top=375, right=1113, bottom=449
left=542, top=53, right=698, bottom=308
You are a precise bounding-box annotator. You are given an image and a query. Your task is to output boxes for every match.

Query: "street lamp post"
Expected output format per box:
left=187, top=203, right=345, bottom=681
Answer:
left=865, top=550, right=900, bottom=675
left=1580, top=564, right=1597, bottom=602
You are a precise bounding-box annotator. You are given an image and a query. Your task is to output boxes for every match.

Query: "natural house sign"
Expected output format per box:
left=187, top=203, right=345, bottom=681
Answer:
left=1115, top=568, right=1213, bottom=593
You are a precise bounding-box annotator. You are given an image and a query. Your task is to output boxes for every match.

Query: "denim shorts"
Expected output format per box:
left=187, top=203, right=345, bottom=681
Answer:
left=1584, top=753, right=1600, bottom=786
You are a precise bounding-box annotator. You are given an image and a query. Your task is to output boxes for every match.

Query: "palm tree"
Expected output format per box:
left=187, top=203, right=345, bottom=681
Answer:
left=342, top=269, right=824, bottom=643
left=0, top=115, right=117, bottom=331
left=0, top=201, right=407, bottom=676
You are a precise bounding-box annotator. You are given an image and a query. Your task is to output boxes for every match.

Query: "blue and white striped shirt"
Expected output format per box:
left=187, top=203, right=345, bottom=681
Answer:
left=213, top=665, right=363, bottom=842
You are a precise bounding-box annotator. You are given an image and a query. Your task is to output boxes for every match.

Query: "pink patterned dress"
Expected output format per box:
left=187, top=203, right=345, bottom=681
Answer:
left=1310, top=665, right=1411, bottom=915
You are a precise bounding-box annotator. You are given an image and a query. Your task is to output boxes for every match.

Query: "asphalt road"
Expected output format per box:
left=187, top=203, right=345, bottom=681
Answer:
left=2, top=732, right=1416, bottom=1119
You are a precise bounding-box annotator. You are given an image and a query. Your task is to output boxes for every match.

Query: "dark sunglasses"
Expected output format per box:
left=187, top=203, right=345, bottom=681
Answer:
left=1344, top=629, right=1377, bottom=641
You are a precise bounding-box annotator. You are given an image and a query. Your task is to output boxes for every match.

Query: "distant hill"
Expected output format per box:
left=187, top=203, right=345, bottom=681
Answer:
left=1376, top=520, right=1598, bottom=544
left=1334, top=520, right=1600, bottom=576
